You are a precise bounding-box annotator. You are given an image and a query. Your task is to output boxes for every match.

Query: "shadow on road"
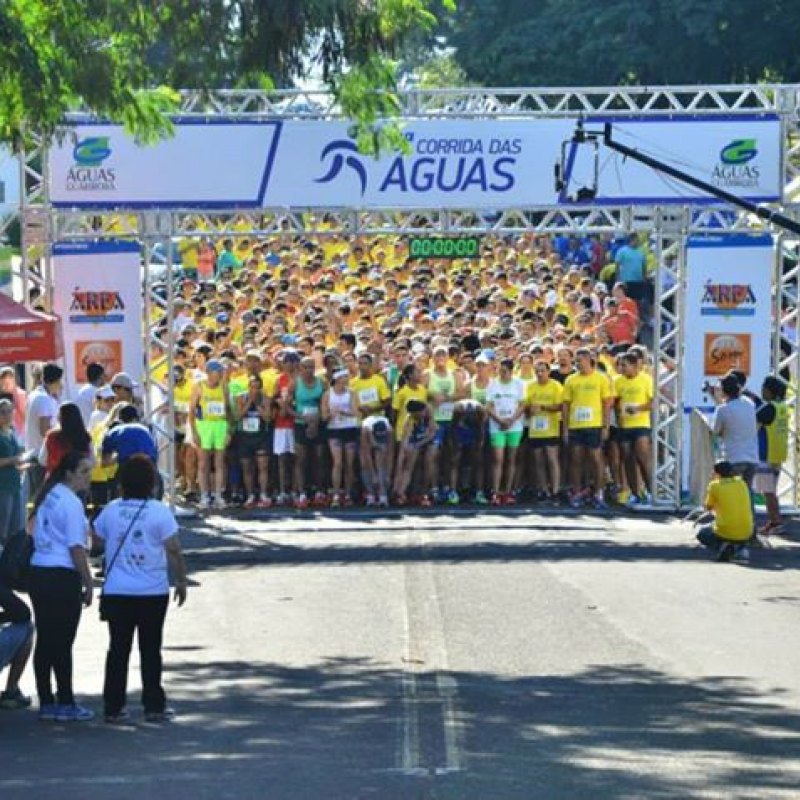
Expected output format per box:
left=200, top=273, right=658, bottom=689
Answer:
left=2, top=659, right=799, bottom=799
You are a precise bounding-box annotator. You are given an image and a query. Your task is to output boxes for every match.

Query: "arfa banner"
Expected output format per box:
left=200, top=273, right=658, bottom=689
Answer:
left=51, top=241, right=142, bottom=399
left=48, top=115, right=782, bottom=209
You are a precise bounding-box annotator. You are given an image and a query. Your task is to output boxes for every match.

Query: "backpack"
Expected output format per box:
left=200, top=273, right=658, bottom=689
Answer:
left=0, top=531, right=34, bottom=593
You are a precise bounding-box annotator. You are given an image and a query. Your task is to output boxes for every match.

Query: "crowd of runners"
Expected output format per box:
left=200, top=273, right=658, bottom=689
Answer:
left=140, top=228, right=659, bottom=512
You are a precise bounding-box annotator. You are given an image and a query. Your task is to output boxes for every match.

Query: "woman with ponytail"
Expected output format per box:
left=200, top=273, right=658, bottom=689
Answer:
left=39, top=402, right=92, bottom=477
left=28, top=450, right=94, bottom=722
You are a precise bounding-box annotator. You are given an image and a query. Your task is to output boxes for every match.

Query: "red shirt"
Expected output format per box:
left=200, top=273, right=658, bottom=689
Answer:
left=601, top=310, right=638, bottom=344
left=274, top=373, right=295, bottom=430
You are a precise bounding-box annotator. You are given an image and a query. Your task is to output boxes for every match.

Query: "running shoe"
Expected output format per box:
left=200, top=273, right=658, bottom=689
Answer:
left=38, top=704, right=59, bottom=722
left=365, top=493, right=377, bottom=507
left=716, top=542, right=735, bottom=562
left=420, top=495, right=433, bottom=508
left=378, top=494, right=389, bottom=509
left=258, top=494, right=272, bottom=509
left=504, top=493, right=517, bottom=506
left=447, top=489, right=460, bottom=505
left=0, top=688, right=31, bottom=710
left=313, top=491, right=328, bottom=507
left=144, top=707, right=176, bottom=724
left=732, top=546, right=751, bottom=563
left=104, top=709, right=132, bottom=725
left=55, top=704, right=95, bottom=722
left=244, top=495, right=257, bottom=510
left=275, top=493, right=289, bottom=506
left=197, top=494, right=211, bottom=511
left=490, top=492, right=502, bottom=507
left=295, top=493, right=309, bottom=510
left=330, top=493, right=341, bottom=508
left=594, top=494, right=608, bottom=510
left=569, top=493, right=583, bottom=509
left=626, top=493, right=641, bottom=508
left=475, top=490, right=489, bottom=505
left=213, top=495, right=226, bottom=510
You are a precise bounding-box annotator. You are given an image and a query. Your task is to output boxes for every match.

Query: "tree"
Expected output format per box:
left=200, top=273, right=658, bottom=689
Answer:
left=0, top=0, right=455, bottom=153
left=447, top=0, right=800, bottom=87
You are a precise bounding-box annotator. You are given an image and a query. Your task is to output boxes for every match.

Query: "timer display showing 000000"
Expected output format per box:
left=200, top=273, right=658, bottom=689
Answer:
left=408, top=236, right=481, bottom=259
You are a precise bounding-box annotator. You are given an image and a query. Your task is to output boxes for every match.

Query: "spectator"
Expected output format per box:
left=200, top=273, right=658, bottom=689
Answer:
left=102, top=404, right=159, bottom=469
left=110, top=372, right=139, bottom=408
left=0, top=571, right=34, bottom=710
left=0, top=399, right=24, bottom=545
left=0, top=366, right=27, bottom=440
left=614, top=233, right=649, bottom=314
left=28, top=451, right=95, bottom=722
left=25, top=363, right=63, bottom=497
left=697, top=460, right=753, bottom=562
left=74, top=362, right=106, bottom=426
left=40, top=402, right=92, bottom=477
left=93, top=455, right=187, bottom=724
left=754, top=376, right=789, bottom=535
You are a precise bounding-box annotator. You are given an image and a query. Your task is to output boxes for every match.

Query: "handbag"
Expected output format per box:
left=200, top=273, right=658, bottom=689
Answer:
left=0, top=530, right=34, bottom=592
left=99, top=500, right=147, bottom=621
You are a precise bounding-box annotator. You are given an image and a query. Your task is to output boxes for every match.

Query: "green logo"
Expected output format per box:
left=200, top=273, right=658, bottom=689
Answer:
left=73, top=137, right=112, bottom=167
left=720, top=139, right=757, bottom=165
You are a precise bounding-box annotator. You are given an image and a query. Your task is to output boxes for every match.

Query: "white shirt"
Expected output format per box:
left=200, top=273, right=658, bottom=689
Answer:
left=94, top=499, right=179, bottom=596
left=30, top=484, right=88, bottom=570
left=75, top=383, right=99, bottom=426
left=25, top=387, right=58, bottom=452
left=486, top=378, right=525, bottom=434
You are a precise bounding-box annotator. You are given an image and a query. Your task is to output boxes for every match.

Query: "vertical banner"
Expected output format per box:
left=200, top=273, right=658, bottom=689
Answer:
left=52, top=241, right=142, bottom=398
left=681, top=233, right=774, bottom=490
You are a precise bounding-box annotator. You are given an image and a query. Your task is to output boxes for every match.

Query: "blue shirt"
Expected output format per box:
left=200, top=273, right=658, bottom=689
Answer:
left=102, top=424, right=158, bottom=464
left=615, top=245, right=646, bottom=283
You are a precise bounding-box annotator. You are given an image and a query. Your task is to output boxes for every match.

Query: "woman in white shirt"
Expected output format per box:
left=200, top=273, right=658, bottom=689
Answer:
left=28, top=450, right=94, bottom=722
left=320, top=369, right=359, bottom=507
left=93, top=454, right=188, bottom=724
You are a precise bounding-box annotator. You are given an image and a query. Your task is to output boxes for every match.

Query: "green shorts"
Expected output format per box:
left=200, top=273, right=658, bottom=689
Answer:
left=196, top=419, right=229, bottom=451
left=490, top=429, right=524, bottom=449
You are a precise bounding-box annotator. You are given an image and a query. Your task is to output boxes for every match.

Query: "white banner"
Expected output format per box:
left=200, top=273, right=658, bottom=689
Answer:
left=48, top=115, right=781, bottom=209
left=52, top=241, right=143, bottom=398
left=681, top=233, right=774, bottom=489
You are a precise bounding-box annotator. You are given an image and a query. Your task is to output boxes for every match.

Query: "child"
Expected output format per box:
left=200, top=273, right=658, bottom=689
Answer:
left=697, top=460, right=754, bottom=562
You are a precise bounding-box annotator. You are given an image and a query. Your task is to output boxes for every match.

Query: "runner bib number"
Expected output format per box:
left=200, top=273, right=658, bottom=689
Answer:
left=205, top=401, right=225, bottom=417
left=358, top=388, right=380, bottom=406
left=574, top=406, right=594, bottom=424
left=531, top=416, right=550, bottom=433
left=496, top=398, right=517, bottom=419
left=242, top=417, right=260, bottom=433
left=437, top=401, right=455, bottom=420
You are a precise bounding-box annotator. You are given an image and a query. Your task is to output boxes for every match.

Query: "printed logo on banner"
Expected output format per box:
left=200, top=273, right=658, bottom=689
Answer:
left=315, top=140, right=368, bottom=195
left=313, top=132, right=519, bottom=197
left=704, top=333, right=752, bottom=376
left=712, top=138, right=760, bottom=190
left=68, top=288, right=126, bottom=323
left=74, top=340, right=122, bottom=384
left=700, top=280, right=756, bottom=317
left=66, top=137, right=116, bottom=192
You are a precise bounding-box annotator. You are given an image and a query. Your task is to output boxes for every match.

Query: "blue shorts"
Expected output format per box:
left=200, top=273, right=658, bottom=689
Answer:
left=0, top=621, right=33, bottom=671
left=454, top=424, right=478, bottom=448
left=433, top=421, right=451, bottom=447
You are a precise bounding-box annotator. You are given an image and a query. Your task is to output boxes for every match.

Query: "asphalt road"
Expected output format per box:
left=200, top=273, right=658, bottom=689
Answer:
left=1, top=508, right=800, bottom=800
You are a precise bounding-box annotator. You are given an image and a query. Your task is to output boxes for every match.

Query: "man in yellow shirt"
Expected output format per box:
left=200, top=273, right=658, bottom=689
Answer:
left=614, top=352, right=654, bottom=506
left=526, top=360, right=563, bottom=500
left=562, top=348, right=612, bottom=509
left=697, top=461, right=753, bottom=562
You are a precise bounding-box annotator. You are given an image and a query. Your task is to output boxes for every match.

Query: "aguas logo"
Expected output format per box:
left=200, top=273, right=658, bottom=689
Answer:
left=65, top=136, right=117, bottom=192
left=712, top=138, right=760, bottom=189
left=315, top=140, right=368, bottom=195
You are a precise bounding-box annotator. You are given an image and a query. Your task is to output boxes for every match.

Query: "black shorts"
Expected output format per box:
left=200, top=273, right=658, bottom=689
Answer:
left=175, top=431, right=186, bottom=446
left=327, top=427, right=359, bottom=445
left=609, top=426, right=623, bottom=444
left=568, top=428, right=603, bottom=450
left=237, top=430, right=271, bottom=459
left=620, top=427, right=651, bottom=444
left=531, top=437, right=560, bottom=449
left=295, top=422, right=325, bottom=446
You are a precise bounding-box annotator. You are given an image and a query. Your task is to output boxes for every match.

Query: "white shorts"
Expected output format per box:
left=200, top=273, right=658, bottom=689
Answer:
left=754, top=465, right=779, bottom=494
left=272, top=428, right=295, bottom=456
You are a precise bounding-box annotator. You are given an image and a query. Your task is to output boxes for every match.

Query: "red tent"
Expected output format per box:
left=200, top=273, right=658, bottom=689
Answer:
left=0, top=293, right=63, bottom=363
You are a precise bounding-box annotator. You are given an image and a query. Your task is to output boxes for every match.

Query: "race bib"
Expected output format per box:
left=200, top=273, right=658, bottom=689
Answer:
left=531, top=416, right=550, bottom=433
left=358, top=388, right=379, bottom=406
left=206, top=401, right=225, bottom=417
left=574, top=406, right=594, bottom=424
left=496, top=398, right=516, bottom=419
left=437, top=401, right=455, bottom=420
left=301, top=407, right=320, bottom=419
left=174, top=401, right=189, bottom=414
left=242, top=417, right=260, bottom=433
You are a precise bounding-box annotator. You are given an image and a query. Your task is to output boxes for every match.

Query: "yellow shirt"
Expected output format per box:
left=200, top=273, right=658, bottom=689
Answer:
left=174, top=379, right=194, bottom=416
left=526, top=379, right=564, bottom=439
left=259, top=369, right=280, bottom=398
left=614, top=373, right=653, bottom=429
left=705, top=477, right=753, bottom=542
left=349, top=374, right=391, bottom=415
left=563, top=371, right=611, bottom=430
left=198, top=383, right=227, bottom=421
left=392, top=384, right=428, bottom=442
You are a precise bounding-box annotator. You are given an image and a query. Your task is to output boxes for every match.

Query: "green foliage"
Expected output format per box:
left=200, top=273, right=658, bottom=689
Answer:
left=448, top=0, right=800, bottom=86
left=0, top=0, right=454, bottom=152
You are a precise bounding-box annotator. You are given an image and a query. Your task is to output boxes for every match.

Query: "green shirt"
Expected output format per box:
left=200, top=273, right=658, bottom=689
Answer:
left=0, top=429, right=21, bottom=493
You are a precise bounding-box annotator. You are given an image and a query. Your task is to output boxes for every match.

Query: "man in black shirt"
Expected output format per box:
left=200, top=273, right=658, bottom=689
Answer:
left=0, top=576, right=34, bottom=709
